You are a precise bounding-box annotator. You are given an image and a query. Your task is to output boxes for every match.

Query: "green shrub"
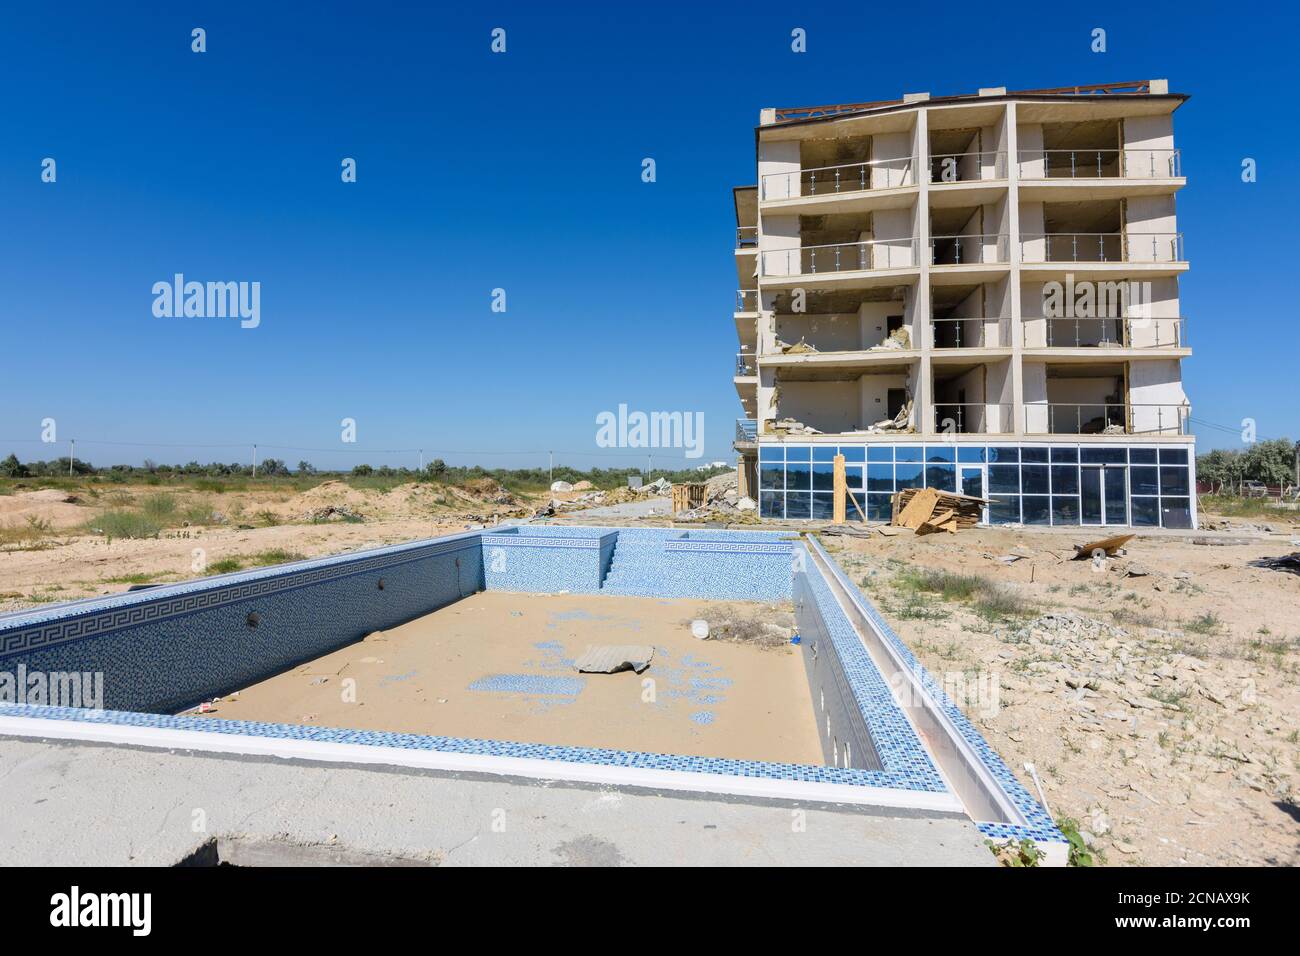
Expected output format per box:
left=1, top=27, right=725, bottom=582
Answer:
left=88, top=511, right=163, bottom=540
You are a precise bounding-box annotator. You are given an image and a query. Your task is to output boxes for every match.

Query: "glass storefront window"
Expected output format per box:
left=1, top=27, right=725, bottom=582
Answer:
left=1130, top=466, right=1159, bottom=496
left=867, top=446, right=892, bottom=462
left=1160, top=466, right=1189, bottom=496
left=760, top=492, right=783, bottom=518
left=989, top=465, right=1020, bottom=493
left=785, top=462, right=811, bottom=490
left=1023, top=496, right=1051, bottom=525
left=1131, top=496, right=1160, bottom=526
left=812, top=463, right=834, bottom=491
left=760, top=464, right=784, bottom=490
left=895, top=463, right=924, bottom=490
left=926, top=463, right=956, bottom=492
left=867, top=463, right=893, bottom=492
left=1022, top=465, right=1049, bottom=495
left=1051, top=464, right=1079, bottom=495
left=785, top=494, right=811, bottom=519
left=990, top=495, right=1020, bottom=524
left=1052, top=496, right=1081, bottom=524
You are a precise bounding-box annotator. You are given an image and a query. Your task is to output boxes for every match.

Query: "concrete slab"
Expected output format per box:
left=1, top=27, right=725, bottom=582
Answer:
left=0, top=737, right=995, bottom=866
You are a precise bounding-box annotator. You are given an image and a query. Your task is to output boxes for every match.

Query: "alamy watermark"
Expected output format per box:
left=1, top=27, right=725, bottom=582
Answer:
left=0, top=665, right=104, bottom=710
left=152, top=274, right=260, bottom=329
left=595, top=404, right=705, bottom=459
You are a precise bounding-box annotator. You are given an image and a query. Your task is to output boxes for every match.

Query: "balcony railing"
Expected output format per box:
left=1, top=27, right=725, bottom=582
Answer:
left=930, top=317, right=1012, bottom=349
left=1020, top=232, right=1184, bottom=264
left=736, top=289, right=758, bottom=311
left=760, top=238, right=917, bottom=277
left=1016, top=148, right=1181, bottom=179
left=736, top=226, right=758, bottom=249
left=932, top=403, right=1014, bottom=435
left=735, top=418, right=758, bottom=443
left=1023, top=403, right=1190, bottom=436
left=929, top=233, right=1010, bottom=266
left=928, top=150, right=1008, bottom=183
left=735, top=352, right=756, bottom=376
left=760, top=156, right=915, bottom=201
left=1025, top=316, right=1187, bottom=349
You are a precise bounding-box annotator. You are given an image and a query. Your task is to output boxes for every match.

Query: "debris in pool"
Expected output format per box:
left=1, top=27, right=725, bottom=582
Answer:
left=690, top=620, right=709, bottom=640
left=309, top=677, right=328, bottom=685
left=689, top=710, right=716, bottom=726
left=573, top=644, right=655, bottom=674
left=791, top=634, right=801, bottom=645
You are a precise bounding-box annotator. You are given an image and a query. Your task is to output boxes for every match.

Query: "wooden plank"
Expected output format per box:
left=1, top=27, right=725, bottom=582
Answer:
left=832, top=454, right=846, bottom=525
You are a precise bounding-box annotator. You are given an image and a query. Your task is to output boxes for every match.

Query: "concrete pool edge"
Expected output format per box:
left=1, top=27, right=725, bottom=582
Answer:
left=0, top=712, right=966, bottom=816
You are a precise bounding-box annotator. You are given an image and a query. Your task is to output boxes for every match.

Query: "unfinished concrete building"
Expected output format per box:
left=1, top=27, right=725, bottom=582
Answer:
left=732, top=80, right=1194, bottom=528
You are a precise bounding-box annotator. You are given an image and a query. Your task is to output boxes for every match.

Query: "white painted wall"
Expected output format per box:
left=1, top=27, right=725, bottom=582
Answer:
left=871, top=132, right=913, bottom=187
left=1130, top=359, right=1187, bottom=433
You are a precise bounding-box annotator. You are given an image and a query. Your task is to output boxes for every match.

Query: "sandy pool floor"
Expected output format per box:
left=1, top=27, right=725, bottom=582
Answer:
left=187, top=591, right=824, bottom=766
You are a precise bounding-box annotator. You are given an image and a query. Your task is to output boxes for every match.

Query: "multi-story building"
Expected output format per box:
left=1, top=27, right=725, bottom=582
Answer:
left=732, top=80, right=1195, bottom=529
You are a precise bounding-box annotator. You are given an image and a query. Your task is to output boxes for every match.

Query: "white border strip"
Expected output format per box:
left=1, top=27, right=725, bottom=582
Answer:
left=0, top=715, right=964, bottom=815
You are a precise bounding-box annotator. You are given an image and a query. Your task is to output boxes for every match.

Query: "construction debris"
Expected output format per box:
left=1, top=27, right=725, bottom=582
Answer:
left=870, top=327, right=911, bottom=351
left=771, top=417, right=822, bottom=435
left=1072, top=533, right=1135, bottom=560
left=671, top=482, right=708, bottom=514
left=572, top=644, right=655, bottom=674
left=890, top=487, right=987, bottom=532
left=549, top=480, right=574, bottom=493
left=778, top=337, right=819, bottom=354
left=1251, top=553, right=1300, bottom=575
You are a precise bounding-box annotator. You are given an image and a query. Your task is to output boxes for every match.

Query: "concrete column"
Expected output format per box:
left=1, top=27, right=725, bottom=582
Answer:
left=914, top=108, right=932, bottom=435
left=1006, top=102, right=1025, bottom=435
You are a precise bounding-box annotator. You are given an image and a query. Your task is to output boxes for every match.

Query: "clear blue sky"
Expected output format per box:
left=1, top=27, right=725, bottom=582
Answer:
left=1, top=2, right=1295, bottom=470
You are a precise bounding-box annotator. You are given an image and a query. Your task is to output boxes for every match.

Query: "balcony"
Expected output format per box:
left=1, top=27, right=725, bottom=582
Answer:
left=1020, top=232, right=1184, bottom=264
left=736, top=226, right=758, bottom=249
left=931, top=317, right=1013, bottom=349
left=932, top=402, right=1013, bottom=435
left=928, top=150, right=1008, bottom=184
left=759, top=238, right=918, bottom=279
left=735, top=289, right=758, bottom=311
left=735, top=351, right=756, bottom=377
left=760, top=157, right=915, bottom=202
left=929, top=233, right=1010, bottom=266
left=1024, top=403, right=1189, bottom=436
left=1025, top=317, right=1187, bottom=350
left=735, top=418, right=757, bottom=444
left=1017, top=148, right=1181, bottom=180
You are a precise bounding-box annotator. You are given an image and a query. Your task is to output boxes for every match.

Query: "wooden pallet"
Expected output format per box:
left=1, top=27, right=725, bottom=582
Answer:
left=890, top=487, right=988, bottom=533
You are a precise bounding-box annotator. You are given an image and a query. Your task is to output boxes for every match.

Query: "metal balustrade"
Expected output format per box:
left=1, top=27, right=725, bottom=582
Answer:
left=1026, top=317, right=1187, bottom=349
left=931, top=403, right=1014, bottom=435
left=1020, top=232, right=1184, bottom=263
left=760, top=156, right=915, bottom=201
left=760, top=238, right=917, bottom=276
left=930, top=317, right=1012, bottom=349
left=928, top=150, right=1008, bottom=183
left=1023, top=403, right=1190, bottom=435
left=1016, top=148, right=1181, bottom=179
left=929, top=233, right=1010, bottom=266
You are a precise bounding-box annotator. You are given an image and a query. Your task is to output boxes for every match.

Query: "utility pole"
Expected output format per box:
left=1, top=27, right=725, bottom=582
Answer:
left=549, top=450, right=553, bottom=486
left=646, top=454, right=651, bottom=482
left=252, top=443, right=258, bottom=478
left=69, top=439, right=75, bottom=476
left=1294, top=440, right=1299, bottom=489
left=418, top=448, right=423, bottom=472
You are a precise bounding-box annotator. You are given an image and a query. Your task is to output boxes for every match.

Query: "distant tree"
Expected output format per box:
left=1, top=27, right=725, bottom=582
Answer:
left=0, top=453, right=27, bottom=478
left=351, top=464, right=373, bottom=477
left=427, top=458, right=447, bottom=478
left=297, top=460, right=316, bottom=475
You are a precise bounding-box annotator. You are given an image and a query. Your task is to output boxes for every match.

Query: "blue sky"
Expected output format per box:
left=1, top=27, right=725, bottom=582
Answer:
left=1, top=2, right=1295, bottom=470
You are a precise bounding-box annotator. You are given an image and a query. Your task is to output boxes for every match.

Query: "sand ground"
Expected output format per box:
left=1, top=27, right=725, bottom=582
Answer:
left=186, top=592, right=823, bottom=767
